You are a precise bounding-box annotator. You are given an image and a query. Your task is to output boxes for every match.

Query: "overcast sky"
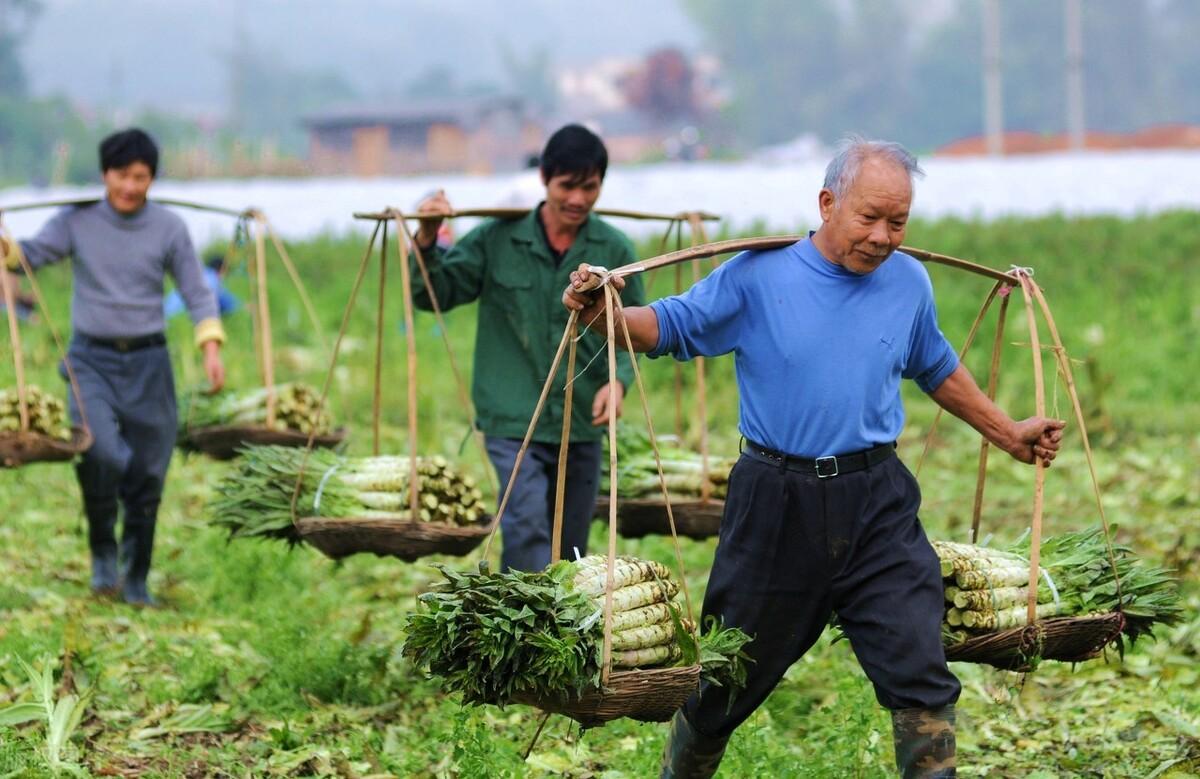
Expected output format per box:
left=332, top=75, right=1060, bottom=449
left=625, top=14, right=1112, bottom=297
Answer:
left=21, top=0, right=701, bottom=116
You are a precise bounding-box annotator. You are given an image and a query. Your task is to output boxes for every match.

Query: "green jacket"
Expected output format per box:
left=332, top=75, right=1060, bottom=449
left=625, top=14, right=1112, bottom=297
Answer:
left=410, top=208, right=645, bottom=443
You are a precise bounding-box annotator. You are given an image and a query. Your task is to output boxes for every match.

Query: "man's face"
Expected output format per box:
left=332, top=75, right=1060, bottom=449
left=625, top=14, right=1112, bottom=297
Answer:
left=542, top=170, right=603, bottom=228
left=102, top=161, right=154, bottom=214
left=817, top=157, right=912, bottom=274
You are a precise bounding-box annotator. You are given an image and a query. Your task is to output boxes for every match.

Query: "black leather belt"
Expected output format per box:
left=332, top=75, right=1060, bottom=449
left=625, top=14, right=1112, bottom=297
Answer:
left=742, top=438, right=896, bottom=478
left=79, top=332, right=167, bottom=352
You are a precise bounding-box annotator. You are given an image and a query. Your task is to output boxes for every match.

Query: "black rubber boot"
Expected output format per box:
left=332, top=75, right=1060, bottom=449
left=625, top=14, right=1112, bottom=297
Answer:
left=892, top=705, right=957, bottom=778
left=660, top=711, right=729, bottom=779
left=119, top=509, right=158, bottom=607
left=84, top=497, right=120, bottom=595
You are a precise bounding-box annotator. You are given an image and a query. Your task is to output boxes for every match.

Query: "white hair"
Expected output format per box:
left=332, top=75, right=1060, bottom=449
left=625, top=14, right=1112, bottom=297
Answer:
left=822, top=135, right=924, bottom=197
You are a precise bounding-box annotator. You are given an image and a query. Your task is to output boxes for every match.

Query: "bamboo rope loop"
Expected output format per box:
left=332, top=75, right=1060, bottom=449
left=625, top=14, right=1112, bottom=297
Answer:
left=549, top=316, right=578, bottom=565
left=1, top=261, right=29, bottom=432
left=685, top=212, right=713, bottom=502
left=915, top=281, right=1006, bottom=478
left=971, top=290, right=1011, bottom=543
left=394, top=220, right=422, bottom=523
left=250, top=215, right=277, bottom=428
left=481, top=311, right=579, bottom=559
left=1026, top=281, right=1124, bottom=609
left=373, top=220, right=388, bottom=457
left=260, top=214, right=331, bottom=356
left=288, top=220, right=382, bottom=524
left=0, top=218, right=91, bottom=437
left=600, top=284, right=620, bottom=684
left=610, top=289, right=695, bottom=625
left=1015, top=271, right=1048, bottom=625
left=184, top=216, right=249, bottom=435
left=396, top=213, right=496, bottom=493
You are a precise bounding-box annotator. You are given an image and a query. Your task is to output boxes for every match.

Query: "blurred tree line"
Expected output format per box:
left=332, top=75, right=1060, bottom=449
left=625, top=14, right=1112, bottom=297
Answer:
left=683, top=0, right=1200, bottom=151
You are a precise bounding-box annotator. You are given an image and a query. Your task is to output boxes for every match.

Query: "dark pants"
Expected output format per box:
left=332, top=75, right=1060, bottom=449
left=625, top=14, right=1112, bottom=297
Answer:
left=62, top=336, right=177, bottom=583
left=485, top=436, right=602, bottom=572
left=683, top=449, right=961, bottom=740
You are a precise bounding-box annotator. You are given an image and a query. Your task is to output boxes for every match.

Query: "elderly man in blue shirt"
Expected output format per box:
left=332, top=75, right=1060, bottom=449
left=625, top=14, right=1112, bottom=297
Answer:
left=565, top=137, right=1064, bottom=779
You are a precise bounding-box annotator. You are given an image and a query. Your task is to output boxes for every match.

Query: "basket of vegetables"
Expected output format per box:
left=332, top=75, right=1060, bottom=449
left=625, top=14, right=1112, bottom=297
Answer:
left=0, top=385, right=92, bottom=467
left=598, top=430, right=732, bottom=540
left=934, top=530, right=1179, bottom=670
left=178, top=383, right=346, bottom=460
left=208, top=444, right=491, bottom=560
left=403, top=555, right=751, bottom=727
left=906, top=269, right=1181, bottom=671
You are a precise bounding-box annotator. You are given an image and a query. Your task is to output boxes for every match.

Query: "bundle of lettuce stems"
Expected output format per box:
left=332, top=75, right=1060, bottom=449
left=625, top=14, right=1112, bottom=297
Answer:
left=403, top=555, right=753, bottom=707
left=208, top=444, right=487, bottom=542
left=181, top=382, right=331, bottom=435
left=601, top=427, right=737, bottom=501
left=0, top=385, right=71, bottom=439
left=936, top=527, right=1181, bottom=647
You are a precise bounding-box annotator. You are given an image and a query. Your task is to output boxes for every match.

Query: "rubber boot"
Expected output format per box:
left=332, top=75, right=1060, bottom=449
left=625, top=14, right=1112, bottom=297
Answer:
left=891, top=705, right=957, bottom=778
left=84, top=497, right=120, bottom=595
left=119, top=509, right=158, bottom=607
left=660, top=711, right=729, bottom=779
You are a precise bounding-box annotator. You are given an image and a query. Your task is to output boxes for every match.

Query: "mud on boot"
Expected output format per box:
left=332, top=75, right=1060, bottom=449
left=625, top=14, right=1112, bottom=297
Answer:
left=891, top=704, right=956, bottom=778
left=90, top=551, right=119, bottom=596
left=660, top=711, right=729, bottom=779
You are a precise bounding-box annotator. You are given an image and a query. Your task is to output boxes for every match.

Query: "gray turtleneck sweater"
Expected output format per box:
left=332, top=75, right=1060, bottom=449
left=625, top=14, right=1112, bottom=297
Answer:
left=17, top=199, right=218, bottom=340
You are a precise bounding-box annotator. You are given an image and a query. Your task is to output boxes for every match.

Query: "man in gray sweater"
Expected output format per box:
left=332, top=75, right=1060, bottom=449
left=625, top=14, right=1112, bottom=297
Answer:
left=1, top=128, right=226, bottom=605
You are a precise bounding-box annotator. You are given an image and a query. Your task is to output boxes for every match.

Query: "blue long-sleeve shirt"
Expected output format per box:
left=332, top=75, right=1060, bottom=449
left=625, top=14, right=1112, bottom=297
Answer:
left=649, top=237, right=958, bottom=458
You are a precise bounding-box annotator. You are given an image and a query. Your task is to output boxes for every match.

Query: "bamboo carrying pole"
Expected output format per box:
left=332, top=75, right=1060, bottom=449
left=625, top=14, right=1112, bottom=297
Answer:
left=0, top=197, right=249, bottom=219
left=353, top=207, right=720, bottom=223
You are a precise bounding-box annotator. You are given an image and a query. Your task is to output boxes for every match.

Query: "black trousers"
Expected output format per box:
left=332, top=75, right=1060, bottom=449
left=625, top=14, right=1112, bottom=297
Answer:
left=62, top=337, right=177, bottom=581
left=683, top=449, right=961, bottom=739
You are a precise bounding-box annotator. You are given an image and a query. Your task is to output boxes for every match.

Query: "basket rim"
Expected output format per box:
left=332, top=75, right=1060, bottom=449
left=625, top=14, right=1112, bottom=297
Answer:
left=294, top=514, right=493, bottom=538
left=944, top=611, right=1126, bottom=666
left=182, top=423, right=348, bottom=440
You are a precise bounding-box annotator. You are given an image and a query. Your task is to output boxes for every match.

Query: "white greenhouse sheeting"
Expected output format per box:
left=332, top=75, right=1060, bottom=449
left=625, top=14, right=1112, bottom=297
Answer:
left=2, top=149, right=1199, bottom=246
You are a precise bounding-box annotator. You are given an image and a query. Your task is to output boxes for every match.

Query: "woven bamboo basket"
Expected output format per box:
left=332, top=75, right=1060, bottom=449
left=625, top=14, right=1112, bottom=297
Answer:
left=180, top=425, right=347, bottom=460
left=944, top=612, right=1126, bottom=671
left=0, top=426, right=92, bottom=468
left=295, top=515, right=491, bottom=561
left=513, top=664, right=701, bottom=728
left=616, top=499, right=723, bottom=540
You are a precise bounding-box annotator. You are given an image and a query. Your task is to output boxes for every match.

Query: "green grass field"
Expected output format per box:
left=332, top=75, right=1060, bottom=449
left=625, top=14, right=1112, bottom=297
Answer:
left=1, top=213, right=1197, bottom=777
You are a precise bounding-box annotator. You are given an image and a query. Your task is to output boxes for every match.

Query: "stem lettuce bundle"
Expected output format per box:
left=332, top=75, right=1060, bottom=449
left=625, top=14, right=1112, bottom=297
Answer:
left=0, top=385, right=70, bottom=439
left=180, top=382, right=332, bottom=435
left=207, top=444, right=487, bottom=542
left=935, top=527, right=1181, bottom=647
left=601, top=428, right=736, bottom=501
left=402, top=557, right=753, bottom=708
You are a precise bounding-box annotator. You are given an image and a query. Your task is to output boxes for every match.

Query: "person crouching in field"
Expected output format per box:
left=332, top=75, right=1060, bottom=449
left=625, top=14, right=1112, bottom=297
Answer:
left=0, top=128, right=226, bottom=606
left=564, top=137, right=1065, bottom=778
left=408, top=124, right=646, bottom=573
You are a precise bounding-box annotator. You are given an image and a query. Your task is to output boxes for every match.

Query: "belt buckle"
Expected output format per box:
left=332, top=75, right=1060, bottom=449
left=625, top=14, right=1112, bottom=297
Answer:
left=115, top=338, right=132, bottom=352
left=815, top=456, right=838, bottom=478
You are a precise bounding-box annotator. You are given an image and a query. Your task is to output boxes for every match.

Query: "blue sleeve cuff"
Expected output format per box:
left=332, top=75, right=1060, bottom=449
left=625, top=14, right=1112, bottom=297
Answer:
left=646, top=299, right=672, bottom=359
left=916, top=348, right=959, bottom=393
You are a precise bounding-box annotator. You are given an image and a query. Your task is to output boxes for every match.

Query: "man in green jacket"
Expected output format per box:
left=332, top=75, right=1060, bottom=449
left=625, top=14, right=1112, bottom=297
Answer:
left=411, top=124, right=645, bottom=572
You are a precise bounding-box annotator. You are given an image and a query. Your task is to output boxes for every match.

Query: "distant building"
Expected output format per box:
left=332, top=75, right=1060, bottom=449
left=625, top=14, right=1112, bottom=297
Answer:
left=935, top=124, right=1200, bottom=157
left=302, top=96, right=543, bottom=177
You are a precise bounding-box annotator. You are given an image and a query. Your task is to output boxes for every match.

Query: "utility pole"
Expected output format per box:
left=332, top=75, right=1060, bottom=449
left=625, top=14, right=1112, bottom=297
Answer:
left=1065, top=0, right=1085, bottom=151
left=982, top=0, right=1004, bottom=156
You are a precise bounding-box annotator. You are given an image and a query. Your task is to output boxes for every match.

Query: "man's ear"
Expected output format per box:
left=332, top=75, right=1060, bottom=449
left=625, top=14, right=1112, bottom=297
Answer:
left=817, top=189, right=836, bottom=222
